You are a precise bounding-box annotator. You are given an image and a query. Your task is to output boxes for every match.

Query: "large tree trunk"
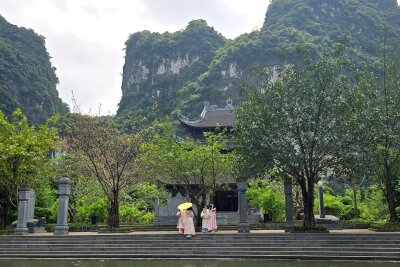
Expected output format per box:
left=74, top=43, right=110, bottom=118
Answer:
left=190, top=196, right=202, bottom=228
left=384, top=163, right=399, bottom=223
left=298, top=175, right=315, bottom=227
left=293, top=186, right=303, bottom=220
left=0, top=190, right=10, bottom=229
left=387, top=193, right=398, bottom=223
left=107, top=190, right=120, bottom=229
left=302, top=191, right=315, bottom=227
left=351, top=180, right=359, bottom=219
left=0, top=205, right=5, bottom=229
left=68, top=206, right=77, bottom=223
left=68, top=196, right=77, bottom=223
left=386, top=180, right=399, bottom=222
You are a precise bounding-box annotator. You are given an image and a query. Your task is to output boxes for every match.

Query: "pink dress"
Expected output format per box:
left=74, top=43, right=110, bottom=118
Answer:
left=184, top=210, right=196, bottom=236
left=180, top=210, right=187, bottom=234
left=208, top=208, right=217, bottom=231
left=177, top=211, right=184, bottom=232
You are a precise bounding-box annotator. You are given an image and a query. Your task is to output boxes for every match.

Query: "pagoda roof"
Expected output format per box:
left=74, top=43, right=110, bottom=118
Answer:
left=179, top=100, right=236, bottom=128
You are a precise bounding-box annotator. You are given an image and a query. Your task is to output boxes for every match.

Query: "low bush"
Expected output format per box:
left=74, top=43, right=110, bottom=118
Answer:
left=369, top=222, right=400, bottom=232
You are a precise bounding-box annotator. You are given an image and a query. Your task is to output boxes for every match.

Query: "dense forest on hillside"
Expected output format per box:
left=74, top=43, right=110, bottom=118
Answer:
left=118, top=0, right=400, bottom=120
left=0, top=15, right=68, bottom=124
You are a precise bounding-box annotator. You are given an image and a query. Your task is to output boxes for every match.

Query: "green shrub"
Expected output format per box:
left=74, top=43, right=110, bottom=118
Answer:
left=77, top=197, right=107, bottom=223
left=314, top=190, right=352, bottom=220
left=358, top=185, right=388, bottom=222
left=34, top=207, right=53, bottom=221
left=119, top=204, right=154, bottom=225
left=0, top=229, right=13, bottom=235
left=141, top=212, right=155, bottom=225
left=395, top=207, right=400, bottom=217
left=247, top=180, right=285, bottom=222
left=341, top=196, right=352, bottom=206
left=370, top=222, right=400, bottom=232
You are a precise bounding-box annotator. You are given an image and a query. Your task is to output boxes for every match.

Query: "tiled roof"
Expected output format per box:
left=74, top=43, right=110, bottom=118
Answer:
left=180, top=109, right=236, bottom=128
left=179, top=99, right=237, bottom=128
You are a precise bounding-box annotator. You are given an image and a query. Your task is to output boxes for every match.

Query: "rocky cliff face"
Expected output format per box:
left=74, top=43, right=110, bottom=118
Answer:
left=118, top=20, right=226, bottom=120
left=118, top=0, right=400, bottom=120
left=0, top=15, right=68, bottom=124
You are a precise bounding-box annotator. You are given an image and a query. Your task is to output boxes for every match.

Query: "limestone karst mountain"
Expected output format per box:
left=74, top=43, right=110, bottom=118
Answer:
left=119, top=0, right=400, bottom=121
left=0, top=15, right=68, bottom=124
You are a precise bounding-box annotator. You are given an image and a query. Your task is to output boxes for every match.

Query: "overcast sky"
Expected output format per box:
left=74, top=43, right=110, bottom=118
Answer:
left=0, top=0, right=269, bottom=115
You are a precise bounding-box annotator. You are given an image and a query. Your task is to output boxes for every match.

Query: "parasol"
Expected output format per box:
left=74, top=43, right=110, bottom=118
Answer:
left=178, top=202, right=192, bottom=210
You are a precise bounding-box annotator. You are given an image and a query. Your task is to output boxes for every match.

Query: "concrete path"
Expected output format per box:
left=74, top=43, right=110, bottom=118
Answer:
left=24, top=228, right=389, bottom=236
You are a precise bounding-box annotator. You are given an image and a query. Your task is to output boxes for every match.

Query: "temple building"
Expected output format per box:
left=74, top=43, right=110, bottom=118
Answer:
left=178, top=99, right=235, bottom=142
left=153, top=99, right=259, bottom=225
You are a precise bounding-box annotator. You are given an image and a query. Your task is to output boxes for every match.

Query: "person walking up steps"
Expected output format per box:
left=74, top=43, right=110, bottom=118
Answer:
left=207, top=204, right=217, bottom=232
left=200, top=206, right=209, bottom=232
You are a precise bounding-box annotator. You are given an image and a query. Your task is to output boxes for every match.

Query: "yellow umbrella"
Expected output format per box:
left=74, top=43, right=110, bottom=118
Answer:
left=178, top=202, right=192, bottom=210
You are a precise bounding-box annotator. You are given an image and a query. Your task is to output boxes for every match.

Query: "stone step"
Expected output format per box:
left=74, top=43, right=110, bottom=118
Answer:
left=1, top=251, right=400, bottom=258
left=2, top=235, right=400, bottom=241
left=0, top=234, right=400, bottom=241
left=1, top=247, right=399, bottom=253
left=0, top=241, right=400, bottom=249
left=2, top=253, right=399, bottom=261
left=1, top=248, right=399, bottom=259
left=0, top=244, right=400, bottom=254
left=1, top=238, right=399, bottom=242
left=1, top=241, right=399, bottom=247
left=2, top=240, right=399, bottom=246
left=1, top=233, right=400, bottom=260
left=1, top=239, right=400, bottom=244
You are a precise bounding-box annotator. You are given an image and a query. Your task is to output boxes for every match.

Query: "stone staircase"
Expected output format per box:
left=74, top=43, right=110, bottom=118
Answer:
left=0, top=233, right=400, bottom=260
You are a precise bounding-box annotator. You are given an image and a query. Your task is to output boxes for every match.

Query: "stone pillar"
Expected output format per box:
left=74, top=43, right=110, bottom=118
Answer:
left=318, top=181, right=325, bottom=218
left=54, top=175, right=71, bottom=236
left=153, top=198, right=160, bottom=226
left=27, top=189, right=36, bottom=221
left=284, top=177, right=294, bottom=230
left=237, top=181, right=250, bottom=233
left=14, top=187, right=29, bottom=235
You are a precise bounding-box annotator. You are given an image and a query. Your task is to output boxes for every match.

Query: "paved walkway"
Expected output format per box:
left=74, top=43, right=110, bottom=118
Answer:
left=25, top=228, right=396, bottom=236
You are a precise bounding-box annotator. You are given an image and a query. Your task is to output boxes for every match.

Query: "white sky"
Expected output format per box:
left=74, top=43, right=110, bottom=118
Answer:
left=0, top=0, right=270, bottom=115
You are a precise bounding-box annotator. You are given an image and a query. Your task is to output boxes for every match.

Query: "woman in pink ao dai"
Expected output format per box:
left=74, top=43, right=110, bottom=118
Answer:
left=184, top=207, right=196, bottom=237
left=176, top=209, right=185, bottom=234
left=207, top=204, right=217, bottom=232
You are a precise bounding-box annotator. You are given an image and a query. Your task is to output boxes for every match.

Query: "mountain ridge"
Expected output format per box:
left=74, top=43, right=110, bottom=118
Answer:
left=119, top=0, right=400, bottom=120
left=0, top=15, right=68, bottom=124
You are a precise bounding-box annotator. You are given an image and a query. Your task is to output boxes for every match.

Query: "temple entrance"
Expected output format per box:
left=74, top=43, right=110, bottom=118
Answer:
left=215, top=190, right=238, bottom=212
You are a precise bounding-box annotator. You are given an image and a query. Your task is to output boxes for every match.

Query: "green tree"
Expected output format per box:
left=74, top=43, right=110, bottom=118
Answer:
left=50, top=152, right=104, bottom=223
left=234, top=47, right=355, bottom=227
left=129, top=182, right=168, bottom=212
left=141, top=122, right=233, bottom=225
left=355, top=44, right=400, bottom=222
left=246, top=180, right=285, bottom=222
left=0, top=108, right=57, bottom=228
left=65, top=113, right=143, bottom=229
